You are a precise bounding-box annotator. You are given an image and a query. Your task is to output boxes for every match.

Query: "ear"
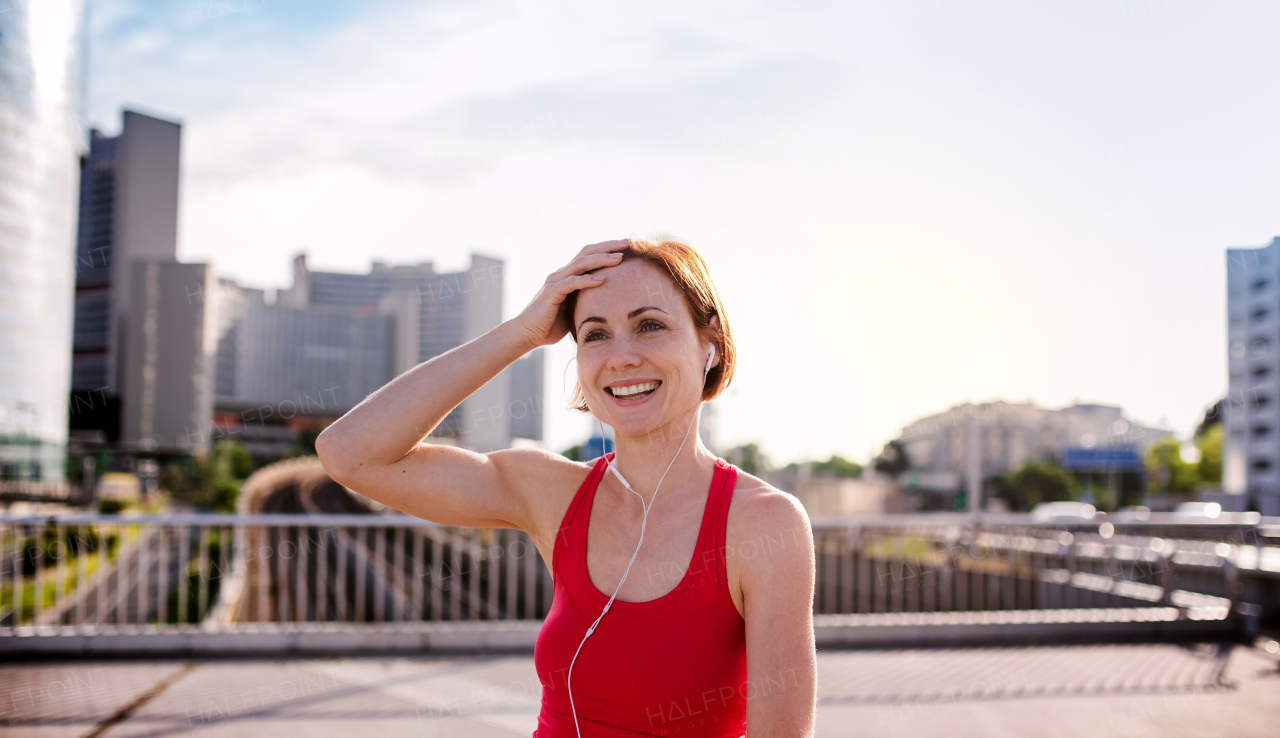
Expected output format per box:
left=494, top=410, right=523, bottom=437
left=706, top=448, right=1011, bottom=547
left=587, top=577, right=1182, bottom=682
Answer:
left=704, top=314, right=723, bottom=371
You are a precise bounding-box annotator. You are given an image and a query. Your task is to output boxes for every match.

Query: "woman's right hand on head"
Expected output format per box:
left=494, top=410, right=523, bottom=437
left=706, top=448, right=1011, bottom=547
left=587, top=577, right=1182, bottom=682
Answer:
left=513, top=239, right=629, bottom=348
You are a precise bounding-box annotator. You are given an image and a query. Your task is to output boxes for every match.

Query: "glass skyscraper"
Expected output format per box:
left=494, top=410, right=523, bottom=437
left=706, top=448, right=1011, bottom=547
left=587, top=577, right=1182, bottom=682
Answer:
left=0, top=0, right=87, bottom=482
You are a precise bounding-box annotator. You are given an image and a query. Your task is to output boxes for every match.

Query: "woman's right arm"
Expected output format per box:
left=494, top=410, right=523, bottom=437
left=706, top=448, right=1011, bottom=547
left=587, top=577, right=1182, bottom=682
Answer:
left=314, top=241, right=627, bottom=534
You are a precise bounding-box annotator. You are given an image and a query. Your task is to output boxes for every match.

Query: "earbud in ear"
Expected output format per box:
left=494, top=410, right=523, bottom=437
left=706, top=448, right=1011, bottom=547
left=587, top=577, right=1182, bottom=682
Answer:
left=705, top=344, right=716, bottom=375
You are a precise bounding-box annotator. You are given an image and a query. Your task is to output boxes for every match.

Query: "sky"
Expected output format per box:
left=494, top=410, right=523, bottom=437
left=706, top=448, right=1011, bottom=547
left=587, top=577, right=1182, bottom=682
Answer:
left=86, top=0, right=1280, bottom=465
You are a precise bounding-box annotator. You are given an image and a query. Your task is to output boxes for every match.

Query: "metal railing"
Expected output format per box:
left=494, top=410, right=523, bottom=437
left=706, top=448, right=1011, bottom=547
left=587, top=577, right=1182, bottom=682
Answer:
left=0, top=513, right=553, bottom=632
left=806, top=515, right=1274, bottom=622
left=1, top=512, right=1273, bottom=636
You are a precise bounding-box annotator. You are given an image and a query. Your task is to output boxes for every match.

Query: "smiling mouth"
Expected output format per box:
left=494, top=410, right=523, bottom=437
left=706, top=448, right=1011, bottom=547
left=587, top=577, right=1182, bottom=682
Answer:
left=607, top=381, right=661, bottom=399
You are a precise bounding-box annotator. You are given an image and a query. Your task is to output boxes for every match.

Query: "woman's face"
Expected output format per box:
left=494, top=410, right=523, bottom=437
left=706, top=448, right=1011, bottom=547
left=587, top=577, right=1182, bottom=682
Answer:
left=573, top=259, right=709, bottom=438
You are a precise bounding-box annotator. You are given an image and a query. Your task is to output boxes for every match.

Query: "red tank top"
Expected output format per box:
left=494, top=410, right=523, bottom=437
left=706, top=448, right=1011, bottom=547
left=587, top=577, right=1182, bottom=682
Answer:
left=534, top=454, right=747, bottom=737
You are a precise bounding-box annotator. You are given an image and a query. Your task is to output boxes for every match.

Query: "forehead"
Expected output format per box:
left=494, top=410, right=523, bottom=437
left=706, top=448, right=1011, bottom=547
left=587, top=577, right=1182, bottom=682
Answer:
left=574, top=259, right=689, bottom=323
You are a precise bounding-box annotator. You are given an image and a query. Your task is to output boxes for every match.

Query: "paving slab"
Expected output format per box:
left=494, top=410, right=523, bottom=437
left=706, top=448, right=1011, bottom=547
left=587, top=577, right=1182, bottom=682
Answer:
left=813, top=644, right=1280, bottom=738
left=0, top=660, right=191, bottom=738
left=111, top=656, right=537, bottom=738
left=2, top=644, right=1277, bottom=737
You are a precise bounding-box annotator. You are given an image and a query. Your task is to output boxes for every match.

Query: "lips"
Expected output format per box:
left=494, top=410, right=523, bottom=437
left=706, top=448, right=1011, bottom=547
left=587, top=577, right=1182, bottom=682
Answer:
left=607, top=380, right=661, bottom=399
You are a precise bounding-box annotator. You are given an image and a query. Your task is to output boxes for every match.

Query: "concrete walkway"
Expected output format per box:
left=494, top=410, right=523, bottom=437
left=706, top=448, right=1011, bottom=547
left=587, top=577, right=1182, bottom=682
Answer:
left=2, top=644, right=1278, bottom=737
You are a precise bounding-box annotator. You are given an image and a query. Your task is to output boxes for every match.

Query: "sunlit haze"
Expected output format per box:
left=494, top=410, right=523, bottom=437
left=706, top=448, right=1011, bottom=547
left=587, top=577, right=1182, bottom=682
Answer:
left=88, top=0, right=1280, bottom=463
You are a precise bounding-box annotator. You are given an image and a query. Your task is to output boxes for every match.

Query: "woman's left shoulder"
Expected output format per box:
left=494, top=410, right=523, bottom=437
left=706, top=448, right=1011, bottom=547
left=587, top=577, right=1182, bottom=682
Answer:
left=724, top=467, right=814, bottom=563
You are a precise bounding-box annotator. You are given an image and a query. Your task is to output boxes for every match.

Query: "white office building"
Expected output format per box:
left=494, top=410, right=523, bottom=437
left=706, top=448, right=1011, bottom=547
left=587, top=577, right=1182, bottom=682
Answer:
left=215, top=254, right=543, bottom=453
left=1224, top=236, right=1280, bottom=515
left=895, top=400, right=1167, bottom=510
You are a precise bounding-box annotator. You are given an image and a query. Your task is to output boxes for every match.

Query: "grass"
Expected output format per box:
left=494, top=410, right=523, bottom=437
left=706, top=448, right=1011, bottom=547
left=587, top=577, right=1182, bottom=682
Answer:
left=0, top=524, right=227, bottom=626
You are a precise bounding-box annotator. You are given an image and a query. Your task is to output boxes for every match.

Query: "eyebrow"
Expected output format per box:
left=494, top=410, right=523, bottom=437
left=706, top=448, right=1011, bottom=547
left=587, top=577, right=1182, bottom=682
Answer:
left=577, top=306, right=668, bottom=332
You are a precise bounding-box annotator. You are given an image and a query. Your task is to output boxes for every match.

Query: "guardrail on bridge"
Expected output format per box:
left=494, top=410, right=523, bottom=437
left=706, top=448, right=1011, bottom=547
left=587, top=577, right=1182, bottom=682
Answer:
left=1, top=512, right=1274, bottom=655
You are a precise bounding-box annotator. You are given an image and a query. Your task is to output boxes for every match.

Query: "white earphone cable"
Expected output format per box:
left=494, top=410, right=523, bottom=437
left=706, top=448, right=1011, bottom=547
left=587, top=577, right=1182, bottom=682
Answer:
left=566, top=346, right=714, bottom=738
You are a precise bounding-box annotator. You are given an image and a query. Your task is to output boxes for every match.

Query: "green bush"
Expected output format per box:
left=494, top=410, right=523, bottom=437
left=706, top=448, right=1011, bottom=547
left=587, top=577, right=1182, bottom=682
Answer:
left=1195, top=424, right=1222, bottom=485
left=811, top=454, right=863, bottom=478
left=160, top=438, right=253, bottom=511
left=1145, top=439, right=1200, bottom=494
left=726, top=443, right=765, bottom=475
left=1003, top=461, right=1079, bottom=510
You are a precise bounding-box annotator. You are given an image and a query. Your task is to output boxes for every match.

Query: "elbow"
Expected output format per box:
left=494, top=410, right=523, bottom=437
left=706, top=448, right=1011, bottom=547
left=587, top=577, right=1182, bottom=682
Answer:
left=315, top=425, right=355, bottom=484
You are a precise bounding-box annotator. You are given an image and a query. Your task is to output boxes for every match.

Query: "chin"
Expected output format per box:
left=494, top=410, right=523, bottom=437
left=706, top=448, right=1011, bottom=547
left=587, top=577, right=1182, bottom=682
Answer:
left=601, top=414, right=657, bottom=439
left=605, top=406, right=682, bottom=442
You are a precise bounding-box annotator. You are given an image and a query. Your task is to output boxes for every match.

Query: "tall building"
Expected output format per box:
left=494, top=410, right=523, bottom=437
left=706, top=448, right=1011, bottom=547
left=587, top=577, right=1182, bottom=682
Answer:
left=0, top=1, right=87, bottom=483
left=215, top=254, right=543, bottom=454
left=509, top=349, right=545, bottom=443
left=70, top=110, right=214, bottom=453
left=119, top=260, right=215, bottom=452
left=894, top=400, right=1167, bottom=510
left=215, top=281, right=394, bottom=417
left=1224, top=236, right=1280, bottom=515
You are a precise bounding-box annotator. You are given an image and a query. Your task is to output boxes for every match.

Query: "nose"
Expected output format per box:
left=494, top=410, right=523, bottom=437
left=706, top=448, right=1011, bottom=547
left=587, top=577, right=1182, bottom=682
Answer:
left=605, top=332, right=642, bottom=372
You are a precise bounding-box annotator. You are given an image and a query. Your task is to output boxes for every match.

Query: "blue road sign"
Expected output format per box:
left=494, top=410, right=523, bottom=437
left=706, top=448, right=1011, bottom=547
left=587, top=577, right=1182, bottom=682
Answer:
left=1060, top=445, right=1143, bottom=471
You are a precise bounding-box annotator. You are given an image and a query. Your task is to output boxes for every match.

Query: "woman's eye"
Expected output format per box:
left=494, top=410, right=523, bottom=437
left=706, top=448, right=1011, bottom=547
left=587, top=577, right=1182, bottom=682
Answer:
left=639, top=320, right=665, bottom=333
left=583, top=330, right=605, bottom=343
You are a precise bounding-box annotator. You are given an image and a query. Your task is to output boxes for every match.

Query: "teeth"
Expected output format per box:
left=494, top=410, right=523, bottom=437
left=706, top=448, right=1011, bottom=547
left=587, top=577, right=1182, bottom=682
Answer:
left=610, top=381, right=659, bottom=397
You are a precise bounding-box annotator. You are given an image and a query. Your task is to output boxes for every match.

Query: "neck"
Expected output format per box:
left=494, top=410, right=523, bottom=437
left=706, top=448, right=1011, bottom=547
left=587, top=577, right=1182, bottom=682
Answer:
left=605, top=405, right=716, bottom=498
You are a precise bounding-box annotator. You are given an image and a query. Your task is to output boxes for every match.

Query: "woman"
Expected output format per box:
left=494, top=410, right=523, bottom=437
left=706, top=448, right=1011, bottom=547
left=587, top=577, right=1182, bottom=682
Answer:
left=316, top=238, right=817, bottom=737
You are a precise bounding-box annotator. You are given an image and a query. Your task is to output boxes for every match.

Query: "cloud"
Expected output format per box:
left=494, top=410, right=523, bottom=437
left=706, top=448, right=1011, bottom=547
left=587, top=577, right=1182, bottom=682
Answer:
left=88, top=0, right=1263, bottom=461
left=101, top=3, right=851, bottom=189
left=419, top=54, right=848, bottom=152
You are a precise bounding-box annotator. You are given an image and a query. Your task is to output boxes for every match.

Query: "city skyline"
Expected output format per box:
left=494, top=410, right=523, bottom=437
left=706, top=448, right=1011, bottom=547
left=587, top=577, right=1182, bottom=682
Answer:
left=68, top=104, right=546, bottom=459
left=84, top=0, right=1280, bottom=463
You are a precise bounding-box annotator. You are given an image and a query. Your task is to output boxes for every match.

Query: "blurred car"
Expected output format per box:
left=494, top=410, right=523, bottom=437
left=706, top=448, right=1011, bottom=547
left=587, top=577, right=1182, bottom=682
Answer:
left=1030, top=501, right=1098, bottom=523
left=1113, top=505, right=1151, bottom=522
left=1173, top=501, right=1222, bottom=520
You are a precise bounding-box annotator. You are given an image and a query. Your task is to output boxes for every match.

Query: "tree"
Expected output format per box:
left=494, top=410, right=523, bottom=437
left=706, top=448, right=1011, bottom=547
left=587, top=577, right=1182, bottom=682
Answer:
left=1195, top=423, right=1222, bottom=485
left=873, top=440, right=908, bottom=477
left=1145, top=438, right=1199, bottom=494
left=296, top=423, right=325, bottom=457
left=221, top=439, right=254, bottom=479
left=160, top=439, right=254, bottom=512
left=726, top=443, right=765, bottom=475
left=1003, top=461, right=1078, bottom=510
left=1192, top=399, right=1223, bottom=487
left=1194, top=399, right=1223, bottom=440
left=811, top=455, right=863, bottom=478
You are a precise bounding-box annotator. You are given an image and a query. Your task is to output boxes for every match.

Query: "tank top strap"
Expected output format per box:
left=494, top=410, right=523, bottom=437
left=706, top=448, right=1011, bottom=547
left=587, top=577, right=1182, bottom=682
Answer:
left=552, top=453, right=612, bottom=581
left=702, top=458, right=740, bottom=609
